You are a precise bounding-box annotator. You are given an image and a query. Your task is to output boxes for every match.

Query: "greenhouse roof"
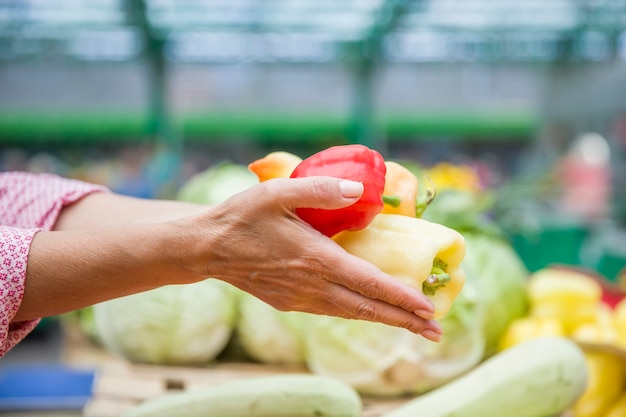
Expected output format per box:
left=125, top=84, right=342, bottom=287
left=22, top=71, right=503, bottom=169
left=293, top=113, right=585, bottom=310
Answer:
left=1, top=0, right=626, bottom=62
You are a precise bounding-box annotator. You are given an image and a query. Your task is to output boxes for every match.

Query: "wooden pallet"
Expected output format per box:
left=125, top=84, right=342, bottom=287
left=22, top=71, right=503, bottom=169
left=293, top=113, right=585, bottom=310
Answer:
left=60, top=326, right=408, bottom=417
left=83, top=361, right=408, bottom=417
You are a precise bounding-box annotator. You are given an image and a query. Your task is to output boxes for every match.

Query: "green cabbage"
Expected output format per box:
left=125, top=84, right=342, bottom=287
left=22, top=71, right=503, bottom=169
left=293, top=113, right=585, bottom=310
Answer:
left=304, top=281, right=485, bottom=397
left=93, top=279, right=238, bottom=365
left=461, top=232, right=530, bottom=357
left=176, top=162, right=258, bottom=205
left=236, top=292, right=309, bottom=365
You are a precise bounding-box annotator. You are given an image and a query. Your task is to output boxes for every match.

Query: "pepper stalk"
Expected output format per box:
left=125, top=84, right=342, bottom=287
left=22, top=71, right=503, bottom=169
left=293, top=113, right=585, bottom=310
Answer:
left=423, top=258, right=451, bottom=296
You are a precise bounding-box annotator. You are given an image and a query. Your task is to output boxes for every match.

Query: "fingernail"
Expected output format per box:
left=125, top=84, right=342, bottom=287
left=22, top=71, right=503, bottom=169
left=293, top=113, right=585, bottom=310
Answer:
left=339, top=180, right=363, bottom=199
left=414, top=308, right=434, bottom=320
left=421, top=329, right=442, bottom=343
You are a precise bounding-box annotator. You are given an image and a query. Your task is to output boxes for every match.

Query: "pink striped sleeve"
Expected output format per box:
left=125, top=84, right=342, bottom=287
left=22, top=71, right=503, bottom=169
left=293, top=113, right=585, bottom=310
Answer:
left=0, top=171, right=109, bottom=356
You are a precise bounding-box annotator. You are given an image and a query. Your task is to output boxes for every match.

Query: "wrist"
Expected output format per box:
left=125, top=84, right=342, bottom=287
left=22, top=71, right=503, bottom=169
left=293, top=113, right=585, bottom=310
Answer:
left=164, top=212, right=217, bottom=284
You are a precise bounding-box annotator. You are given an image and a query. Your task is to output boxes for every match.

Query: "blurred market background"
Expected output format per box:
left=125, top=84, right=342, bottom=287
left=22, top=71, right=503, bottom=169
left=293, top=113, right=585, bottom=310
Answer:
left=1, top=1, right=626, bottom=414
left=2, top=0, right=624, bottom=274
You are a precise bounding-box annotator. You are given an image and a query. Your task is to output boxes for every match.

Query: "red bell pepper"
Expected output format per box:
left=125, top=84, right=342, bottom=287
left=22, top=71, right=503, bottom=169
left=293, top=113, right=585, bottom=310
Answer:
left=289, top=144, right=387, bottom=237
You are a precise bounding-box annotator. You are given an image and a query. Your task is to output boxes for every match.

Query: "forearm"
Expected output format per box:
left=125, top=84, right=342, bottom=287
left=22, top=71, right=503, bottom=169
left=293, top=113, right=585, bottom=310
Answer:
left=53, top=192, right=207, bottom=231
left=16, top=221, right=204, bottom=322
left=14, top=188, right=211, bottom=321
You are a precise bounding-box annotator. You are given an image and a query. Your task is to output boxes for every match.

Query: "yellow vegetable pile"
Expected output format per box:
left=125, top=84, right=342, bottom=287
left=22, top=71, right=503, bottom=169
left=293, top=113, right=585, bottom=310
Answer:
left=424, top=162, right=482, bottom=193
left=498, top=267, right=626, bottom=417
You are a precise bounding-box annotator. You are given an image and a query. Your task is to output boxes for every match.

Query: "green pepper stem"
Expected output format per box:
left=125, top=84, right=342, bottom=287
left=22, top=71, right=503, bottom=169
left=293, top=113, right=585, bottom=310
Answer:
left=415, top=176, right=437, bottom=218
left=382, top=195, right=402, bottom=207
left=422, top=258, right=450, bottom=296
left=422, top=273, right=451, bottom=296
left=425, top=273, right=451, bottom=286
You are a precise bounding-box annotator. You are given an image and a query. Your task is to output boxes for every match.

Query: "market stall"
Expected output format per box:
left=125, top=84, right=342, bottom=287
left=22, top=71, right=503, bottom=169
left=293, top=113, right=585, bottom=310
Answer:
left=1, top=1, right=626, bottom=416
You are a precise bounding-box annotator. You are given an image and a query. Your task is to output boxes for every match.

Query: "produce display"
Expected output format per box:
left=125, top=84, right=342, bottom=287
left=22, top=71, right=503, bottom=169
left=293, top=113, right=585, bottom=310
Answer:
left=498, top=267, right=626, bottom=417
left=85, top=145, right=624, bottom=416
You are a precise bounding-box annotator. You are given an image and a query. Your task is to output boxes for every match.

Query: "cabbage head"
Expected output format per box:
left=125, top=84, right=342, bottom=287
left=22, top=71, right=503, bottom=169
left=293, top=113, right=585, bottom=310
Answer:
left=93, top=279, right=237, bottom=365
left=461, top=232, right=529, bottom=357
left=304, top=281, right=484, bottom=397
left=236, top=291, right=309, bottom=365
left=176, top=162, right=258, bottom=205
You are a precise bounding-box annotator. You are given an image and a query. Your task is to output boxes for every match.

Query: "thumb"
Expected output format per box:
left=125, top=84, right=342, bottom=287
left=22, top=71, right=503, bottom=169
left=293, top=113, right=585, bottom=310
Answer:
left=270, top=176, right=364, bottom=211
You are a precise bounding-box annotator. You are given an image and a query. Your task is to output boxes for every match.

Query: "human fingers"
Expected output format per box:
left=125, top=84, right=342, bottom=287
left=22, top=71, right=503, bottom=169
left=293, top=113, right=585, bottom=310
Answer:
left=230, top=270, right=442, bottom=342
left=324, top=250, right=437, bottom=320
left=309, top=282, right=442, bottom=342
left=260, top=176, right=364, bottom=211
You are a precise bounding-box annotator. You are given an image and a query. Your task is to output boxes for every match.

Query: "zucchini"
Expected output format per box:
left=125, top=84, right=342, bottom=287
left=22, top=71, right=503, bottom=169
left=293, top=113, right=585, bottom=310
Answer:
left=383, top=337, right=587, bottom=417
left=123, top=373, right=362, bottom=417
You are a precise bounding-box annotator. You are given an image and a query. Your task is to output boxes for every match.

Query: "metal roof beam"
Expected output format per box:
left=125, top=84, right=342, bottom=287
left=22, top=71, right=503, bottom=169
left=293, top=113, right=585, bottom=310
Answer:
left=127, top=0, right=182, bottom=187
left=357, top=0, right=418, bottom=61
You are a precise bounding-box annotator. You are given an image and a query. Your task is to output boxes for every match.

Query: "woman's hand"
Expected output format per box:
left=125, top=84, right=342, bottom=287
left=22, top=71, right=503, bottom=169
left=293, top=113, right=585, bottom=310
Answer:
left=178, top=176, right=442, bottom=341
left=19, top=176, right=441, bottom=341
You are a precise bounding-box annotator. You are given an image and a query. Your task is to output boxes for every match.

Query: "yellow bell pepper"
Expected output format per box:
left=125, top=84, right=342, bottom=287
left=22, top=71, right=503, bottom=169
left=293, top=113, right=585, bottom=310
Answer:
left=497, top=316, right=565, bottom=351
left=380, top=161, right=419, bottom=217
left=606, top=391, right=626, bottom=417
left=248, top=151, right=302, bottom=182
left=332, top=213, right=466, bottom=318
left=527, top=268, right=603, bottom=334
left=572, top=350, right=626, bottom=417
